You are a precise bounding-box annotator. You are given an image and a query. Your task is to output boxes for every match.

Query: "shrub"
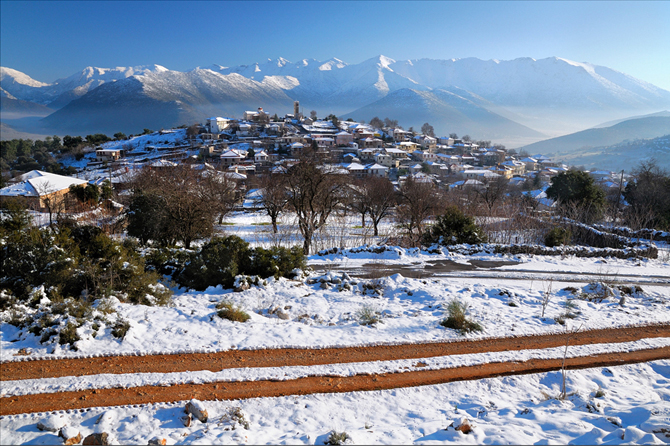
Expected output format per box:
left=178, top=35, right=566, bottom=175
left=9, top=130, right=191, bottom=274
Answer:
left=555, top=299, right=579, bottom=325
left=112, top=319, right=131, bottom=339
left=176, top=236, right=307, bottom=290
left=58, top=321, right=80, bottom=349
left=1, top=223, right=172, bottom=305
left=356, top=305, right=382, bottom=326
left=249, top=245, right=306, bottom=279
left=423, top=206, right=487, bottom=246
left=440, top=299, right=483, bottom=334
left=217, top=300, right=250, bottom=323
left=325, top=431, right=352, bottom=445
left=545, top=226, right=572, bottom=247
left=177, top=236, right=252, bottom=290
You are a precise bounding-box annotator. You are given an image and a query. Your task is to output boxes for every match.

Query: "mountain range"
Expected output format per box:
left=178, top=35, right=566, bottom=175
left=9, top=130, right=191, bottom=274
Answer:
left=2, top=56, right=670, bottom=147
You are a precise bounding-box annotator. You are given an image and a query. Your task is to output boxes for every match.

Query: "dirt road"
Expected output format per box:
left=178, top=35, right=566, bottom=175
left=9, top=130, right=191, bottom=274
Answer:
left=2, top=323, right=668, bottom=381
left=1, top=346, right=667, bottom=416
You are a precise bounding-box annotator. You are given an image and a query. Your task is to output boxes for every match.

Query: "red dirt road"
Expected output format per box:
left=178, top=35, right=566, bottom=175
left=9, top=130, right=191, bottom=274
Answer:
left=2, top=323, right=668, bottom=381
left=1, top=346, right=668, bottom=416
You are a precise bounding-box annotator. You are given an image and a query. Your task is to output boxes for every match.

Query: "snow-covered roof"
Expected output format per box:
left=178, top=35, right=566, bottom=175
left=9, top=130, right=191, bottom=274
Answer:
left=149, top=160, right=177, bottom=168
left=220, top=150, right=245, bottom=158
left=0, top=170, right=88, bottom=197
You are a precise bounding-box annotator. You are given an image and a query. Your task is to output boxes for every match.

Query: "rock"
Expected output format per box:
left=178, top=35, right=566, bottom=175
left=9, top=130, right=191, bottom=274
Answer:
left=276, top=309, right=290, bottom=320
left=95, top=410, right=118, bottom=426
left=37, top=415, right=67, bottom=432
left=452, top=417, right=474, bottom=434
left=148, top=437, right=167, bottom=445
left=59, top=427, right=82, bottom=445
left=234, top=282, right=250, bottom=292
left=82, top=433, right=110, bottom=445
left=607, top=416, right=623, bottom=427
left=180, top=413, right=192, bottom=427
left=186, top=399, right=208, bottom=423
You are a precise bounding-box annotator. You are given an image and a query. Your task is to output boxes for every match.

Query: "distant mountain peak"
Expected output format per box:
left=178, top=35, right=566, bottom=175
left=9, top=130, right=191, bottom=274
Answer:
left=0, top=67, right=49, bottom=87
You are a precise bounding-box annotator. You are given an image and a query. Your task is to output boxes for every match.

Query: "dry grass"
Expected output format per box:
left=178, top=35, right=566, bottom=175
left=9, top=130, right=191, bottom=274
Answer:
left=440, top=299, right=483, bottom=334
left=217, top=300, right=250, bottom=323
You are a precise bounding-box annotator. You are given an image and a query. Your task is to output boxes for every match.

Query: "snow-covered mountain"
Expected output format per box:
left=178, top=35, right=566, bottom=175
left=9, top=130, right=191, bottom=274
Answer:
left=40, top=68, right=295, bottom=134
left=0, top=65, right=168, bottom=108
left=346, top=88, right=543, bottom=141
left=3, top=56, right=670, bottom=140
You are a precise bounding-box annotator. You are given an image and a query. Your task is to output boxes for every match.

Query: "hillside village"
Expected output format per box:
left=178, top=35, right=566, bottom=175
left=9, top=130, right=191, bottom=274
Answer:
left=1, top=102, right=632, bottom=218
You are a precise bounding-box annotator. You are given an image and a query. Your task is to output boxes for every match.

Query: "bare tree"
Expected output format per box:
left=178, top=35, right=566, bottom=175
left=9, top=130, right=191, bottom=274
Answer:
left=310, top=110, right=318, bottom=120
left=369, top=117, right=384, bottom=129
left=346, top=181, right=370, bottom=229
left=126, top=166, right=218, bottom=248
left=285, top=156, right=346, bottom=254
left=255, top=172, right=288, bottom=234
left=384, top=117, right=400, bottom=129
left=421, top=123, right=435, bottom=137
left=396, top=176, right=441, bottom=246
left=33, top=181, right=67, bottom=228
left=473, top=176, right=510, bottom=216
left=200, top=169, right=240, bottom=224
left=363, top=176, right=397, bottom=237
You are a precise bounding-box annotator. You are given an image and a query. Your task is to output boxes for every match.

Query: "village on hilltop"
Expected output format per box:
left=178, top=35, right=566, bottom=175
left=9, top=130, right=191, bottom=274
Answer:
left=1, top=101, right=627, bottom=216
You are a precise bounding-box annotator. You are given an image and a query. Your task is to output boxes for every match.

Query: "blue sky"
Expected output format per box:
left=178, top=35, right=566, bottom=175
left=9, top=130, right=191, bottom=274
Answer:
left=2, top=1, right=669, bottom=90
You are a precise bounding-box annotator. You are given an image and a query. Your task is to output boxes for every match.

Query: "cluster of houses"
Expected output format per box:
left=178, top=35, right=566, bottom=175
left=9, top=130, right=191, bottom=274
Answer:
left=2, top=104, right=626, bottom=213
left=177, top=105, right=586, bottom=190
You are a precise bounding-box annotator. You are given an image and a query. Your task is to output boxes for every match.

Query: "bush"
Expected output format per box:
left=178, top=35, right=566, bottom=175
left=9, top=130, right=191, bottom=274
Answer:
left=216, top=300, right=250, bottom=323
left=440, top=299, right=483, bottom=334
left=356, top=305, right=383, bottom=326
left=249, top=245, right=306, bottom=279
left=176, top=236, right=306, bottom=290
left=325, top=431, right=352, bottom=445
left=177, top=236, right=251, bottom=291
left=545, top=226, right=572, bottom=247
left=112, top=319, right=131, bottom=339
left=1, top=223, right=172, bottom=305
left=58, top=321, right=81, bottom=348
left=423, top=206, right=487, bottom=246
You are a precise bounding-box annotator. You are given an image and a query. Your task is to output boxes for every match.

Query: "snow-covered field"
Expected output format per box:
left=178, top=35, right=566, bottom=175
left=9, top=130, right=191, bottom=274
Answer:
left=1, top=211, right=669, bottom=444
left=2, top=360, right=669, bottom=445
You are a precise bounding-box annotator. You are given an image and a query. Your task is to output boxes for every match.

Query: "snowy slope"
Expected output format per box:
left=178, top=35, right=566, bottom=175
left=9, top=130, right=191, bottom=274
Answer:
left=7, top=55, right=670, bottom=137
left=39, top=69, right=295, bottom=134
left=346, top=88, right=544, bottom=140
left=0, top=65, right=169, bottom=108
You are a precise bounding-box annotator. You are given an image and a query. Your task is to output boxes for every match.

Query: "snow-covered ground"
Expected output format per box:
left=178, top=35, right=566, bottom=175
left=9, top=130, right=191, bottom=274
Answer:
left=1, top=359, right=669, bottom=445
left=1, top=211, right=669, bottom=444
left=2, top=244, right=668, bottom=362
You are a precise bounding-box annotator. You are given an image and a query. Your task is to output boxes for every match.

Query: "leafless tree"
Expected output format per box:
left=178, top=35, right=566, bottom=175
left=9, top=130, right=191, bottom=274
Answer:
left=255, top=173, right=288, bottom=234
left=369, top=116, right=384, bottom=129
left=421, top=123, right=435, bottom=137
left=200, top=169, right=240, bottom=224
left=127, top=166, right=218, bottom=248
left=384, top=118, right=400, bottom=129
left=285, top=156, right=346, bottom=254
left=473, top=176, right=510, bottom=216
left=363, top=176, right=396, bottom=237
left=396, top=176, right=442, bottom=246
left=346, top=181, right=370, bottom=229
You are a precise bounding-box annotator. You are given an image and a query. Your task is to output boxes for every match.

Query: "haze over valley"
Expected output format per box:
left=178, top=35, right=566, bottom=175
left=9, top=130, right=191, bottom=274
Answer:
left=3, top=55, right=670, bottom=153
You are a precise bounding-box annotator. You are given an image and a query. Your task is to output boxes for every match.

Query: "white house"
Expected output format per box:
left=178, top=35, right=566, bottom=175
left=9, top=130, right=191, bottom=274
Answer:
left=0, top=170, right=88, bottom=211
left=207, top=117, right=232, bottom=133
